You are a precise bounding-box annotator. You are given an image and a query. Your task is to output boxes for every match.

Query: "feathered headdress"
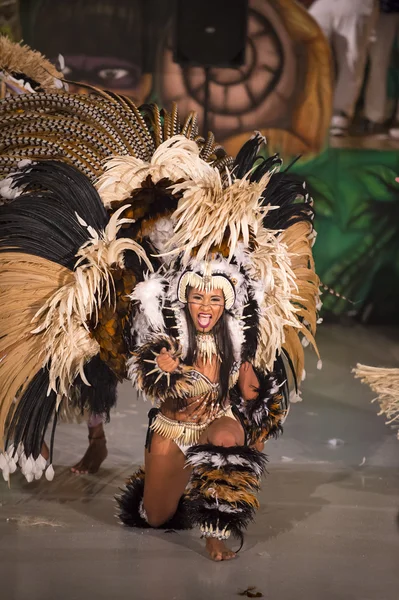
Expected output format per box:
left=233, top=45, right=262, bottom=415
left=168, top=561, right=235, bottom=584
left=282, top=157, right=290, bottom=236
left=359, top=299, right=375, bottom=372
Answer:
left=125, top=132, right=320, bottom=379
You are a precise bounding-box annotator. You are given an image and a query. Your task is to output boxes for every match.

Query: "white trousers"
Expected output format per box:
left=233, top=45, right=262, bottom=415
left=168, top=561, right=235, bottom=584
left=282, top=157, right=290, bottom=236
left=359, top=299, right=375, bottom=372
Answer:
left=310, top=0, right=379, bottom=118
left=364, top=12, right=399, bottom=123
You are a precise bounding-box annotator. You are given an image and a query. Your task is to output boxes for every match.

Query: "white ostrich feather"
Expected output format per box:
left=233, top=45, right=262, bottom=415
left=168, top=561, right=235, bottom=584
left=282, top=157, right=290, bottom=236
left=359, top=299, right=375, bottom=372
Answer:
left=96, top=135, right=215, bottom=207
left=129, top=273, right=166, bottom=332
left=167, top=171, right=275, bottom=263
left=30, top=206, right=152, bottom=399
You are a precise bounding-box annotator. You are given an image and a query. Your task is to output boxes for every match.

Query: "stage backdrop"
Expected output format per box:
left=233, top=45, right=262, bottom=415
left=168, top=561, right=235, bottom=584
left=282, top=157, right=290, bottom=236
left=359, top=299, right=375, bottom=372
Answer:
left=16, top=0, right=399, bottom=322
left=292, top=149, right=399, bottom=324
left=20, top=0, right=333, bottom=157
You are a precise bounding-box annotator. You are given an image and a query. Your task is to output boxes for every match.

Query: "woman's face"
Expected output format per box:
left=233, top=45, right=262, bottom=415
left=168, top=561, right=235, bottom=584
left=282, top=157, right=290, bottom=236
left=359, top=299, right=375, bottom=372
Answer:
left=187, top=287, right=225, bottom=333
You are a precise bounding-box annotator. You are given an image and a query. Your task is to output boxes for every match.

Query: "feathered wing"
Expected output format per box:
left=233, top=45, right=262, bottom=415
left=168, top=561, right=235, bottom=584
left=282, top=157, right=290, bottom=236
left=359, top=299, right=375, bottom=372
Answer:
left=237, top=134, right=320, bottom=386
left=354, top=365, right=399, bottom=439
left=0, top=160, right=152, bottom=480
left=0, top=253, right=73, bottom=455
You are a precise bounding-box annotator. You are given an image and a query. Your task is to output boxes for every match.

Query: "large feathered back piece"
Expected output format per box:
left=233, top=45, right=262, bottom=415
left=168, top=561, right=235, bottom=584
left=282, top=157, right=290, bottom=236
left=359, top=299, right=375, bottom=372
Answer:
left=0, top=37, right=235, bottom=481
left=0, top=38, right=320, bottom=483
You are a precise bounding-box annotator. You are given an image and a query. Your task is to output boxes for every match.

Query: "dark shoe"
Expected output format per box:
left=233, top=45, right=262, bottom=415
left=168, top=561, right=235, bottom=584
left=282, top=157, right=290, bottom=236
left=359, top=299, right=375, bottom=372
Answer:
left=358, top=118, right=388, bottom=137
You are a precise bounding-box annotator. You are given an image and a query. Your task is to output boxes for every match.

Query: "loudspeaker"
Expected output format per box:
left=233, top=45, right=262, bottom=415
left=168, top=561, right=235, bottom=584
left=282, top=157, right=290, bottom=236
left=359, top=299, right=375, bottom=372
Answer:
left=174, top=0, right=248, bottom=68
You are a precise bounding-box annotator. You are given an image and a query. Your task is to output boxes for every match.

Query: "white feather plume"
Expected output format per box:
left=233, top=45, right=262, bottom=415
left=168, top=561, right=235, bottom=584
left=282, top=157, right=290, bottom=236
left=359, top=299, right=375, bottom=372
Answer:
left=129, top=273, right=166, bottom=333
left=30, top=206, right=152, bottom=400
left=96, top=135, right=215, bottom=207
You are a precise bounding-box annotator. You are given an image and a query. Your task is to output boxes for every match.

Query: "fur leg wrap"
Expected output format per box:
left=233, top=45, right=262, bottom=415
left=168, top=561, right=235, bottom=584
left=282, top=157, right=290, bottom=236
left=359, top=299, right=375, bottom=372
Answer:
left=116, top=468, right=191, bottom=530
left=231, top=370, right=286, bottom=446
left=185, top=444, right=268, bottom=541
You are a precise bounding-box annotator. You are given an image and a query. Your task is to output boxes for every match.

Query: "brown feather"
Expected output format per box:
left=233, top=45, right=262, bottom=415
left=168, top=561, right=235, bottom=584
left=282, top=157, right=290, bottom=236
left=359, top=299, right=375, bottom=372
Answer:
left=0, top=252, right=73, bottom=447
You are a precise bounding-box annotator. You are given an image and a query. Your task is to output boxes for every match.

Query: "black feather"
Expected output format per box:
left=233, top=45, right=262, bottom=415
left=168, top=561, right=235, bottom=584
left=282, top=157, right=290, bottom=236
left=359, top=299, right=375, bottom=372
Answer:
left=6, top=355, right=117, bottom=461
left=241, top=287, right=260, bottom=362
left=70, top=355, right=118, bottom=422
left=276, top=351, right=295, bottom=407
left=233, top=132, right=269, bottom=179
left=248, top=153, right=282, bottom=181
left=260, top=172, right=314, bottom=231
left=0, top=160, right=108, bottom=268
left=6, top=368, right=57, bottom=460
left=116, top=468, right=191, bottom=530
left=233, top=136, right=313, bottom=232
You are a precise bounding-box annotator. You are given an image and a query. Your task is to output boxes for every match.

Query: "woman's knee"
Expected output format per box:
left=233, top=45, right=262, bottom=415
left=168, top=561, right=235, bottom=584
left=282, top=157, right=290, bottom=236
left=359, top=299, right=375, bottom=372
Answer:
left=208, top=428, right=238, bottom=448
left=144, top=505, right=175, bottom=528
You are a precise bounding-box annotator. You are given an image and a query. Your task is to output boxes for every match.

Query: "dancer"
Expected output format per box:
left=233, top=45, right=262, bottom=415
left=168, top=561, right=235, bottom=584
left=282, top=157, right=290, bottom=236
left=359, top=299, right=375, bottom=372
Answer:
left=0, top=39, right=320, bottom=559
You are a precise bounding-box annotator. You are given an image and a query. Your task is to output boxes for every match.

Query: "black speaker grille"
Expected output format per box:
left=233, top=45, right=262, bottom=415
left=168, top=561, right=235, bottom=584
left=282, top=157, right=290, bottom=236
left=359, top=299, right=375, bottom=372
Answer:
left=174, top=0, right=248, bottom=68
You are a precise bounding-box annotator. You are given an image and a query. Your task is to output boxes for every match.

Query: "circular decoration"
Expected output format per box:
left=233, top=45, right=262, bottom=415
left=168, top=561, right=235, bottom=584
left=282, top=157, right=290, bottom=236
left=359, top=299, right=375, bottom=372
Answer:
left=179, top=9, right=284, bottom=117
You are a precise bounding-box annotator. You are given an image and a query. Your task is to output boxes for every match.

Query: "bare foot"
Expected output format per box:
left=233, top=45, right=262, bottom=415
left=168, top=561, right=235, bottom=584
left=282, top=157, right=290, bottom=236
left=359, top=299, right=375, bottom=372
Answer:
left=205, top=538, right=236, bottom=561
left=70, top=424, right=108, bottom=474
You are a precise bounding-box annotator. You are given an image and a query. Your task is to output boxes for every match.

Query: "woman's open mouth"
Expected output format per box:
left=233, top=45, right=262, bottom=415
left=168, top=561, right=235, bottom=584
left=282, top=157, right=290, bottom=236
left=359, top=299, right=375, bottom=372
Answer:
left=197, top=313, right=212, bottom=329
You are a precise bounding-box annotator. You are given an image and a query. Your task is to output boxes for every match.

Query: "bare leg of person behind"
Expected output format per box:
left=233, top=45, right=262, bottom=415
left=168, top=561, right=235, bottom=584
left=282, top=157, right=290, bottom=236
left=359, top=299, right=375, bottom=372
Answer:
left=143, top=415, right=245, bottom=562
left=41, top=413, right=108, bottom=474
left=70, top=413, right=108, bottom=474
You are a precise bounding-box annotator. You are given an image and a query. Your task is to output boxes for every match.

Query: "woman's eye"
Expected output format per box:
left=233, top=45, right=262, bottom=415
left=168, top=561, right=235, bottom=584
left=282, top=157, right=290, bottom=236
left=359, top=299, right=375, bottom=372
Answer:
left=98, top=68, right=130, bottom=81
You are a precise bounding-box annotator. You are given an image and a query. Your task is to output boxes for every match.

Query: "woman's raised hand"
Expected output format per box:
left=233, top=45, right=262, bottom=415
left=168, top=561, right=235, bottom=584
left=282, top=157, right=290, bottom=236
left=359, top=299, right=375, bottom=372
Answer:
left=156, top=347, right=180, bottom=373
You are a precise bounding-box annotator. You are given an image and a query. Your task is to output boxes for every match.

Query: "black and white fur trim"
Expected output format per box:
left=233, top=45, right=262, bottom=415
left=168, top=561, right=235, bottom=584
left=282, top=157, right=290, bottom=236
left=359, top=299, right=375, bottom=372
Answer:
left=128, top=247, right=263, bottom=370
left=116, top=468, right=191, bottom=530
left=185, top=444, right=267, bottom=540
left=231, top=368, right=286, bottom=445
left=185, top=444, right=267, bottom=477
left=127, top=334, right=196, bottom=403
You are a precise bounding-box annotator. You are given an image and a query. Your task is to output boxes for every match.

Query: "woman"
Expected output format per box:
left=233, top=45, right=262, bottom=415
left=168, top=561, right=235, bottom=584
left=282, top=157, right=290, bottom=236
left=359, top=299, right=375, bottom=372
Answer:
left=116, top=147, right=320, bottom=558
left=128, top=284, right=265, bottom=561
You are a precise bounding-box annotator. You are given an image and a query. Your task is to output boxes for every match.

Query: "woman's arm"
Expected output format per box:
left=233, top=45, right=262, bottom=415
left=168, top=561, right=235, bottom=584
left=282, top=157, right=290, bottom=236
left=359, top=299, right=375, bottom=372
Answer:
left=238, top=362, right=260, bottom=401
left=127, top=334, right=196, bottom=402
left=233, top=362, right=287, bottom=446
